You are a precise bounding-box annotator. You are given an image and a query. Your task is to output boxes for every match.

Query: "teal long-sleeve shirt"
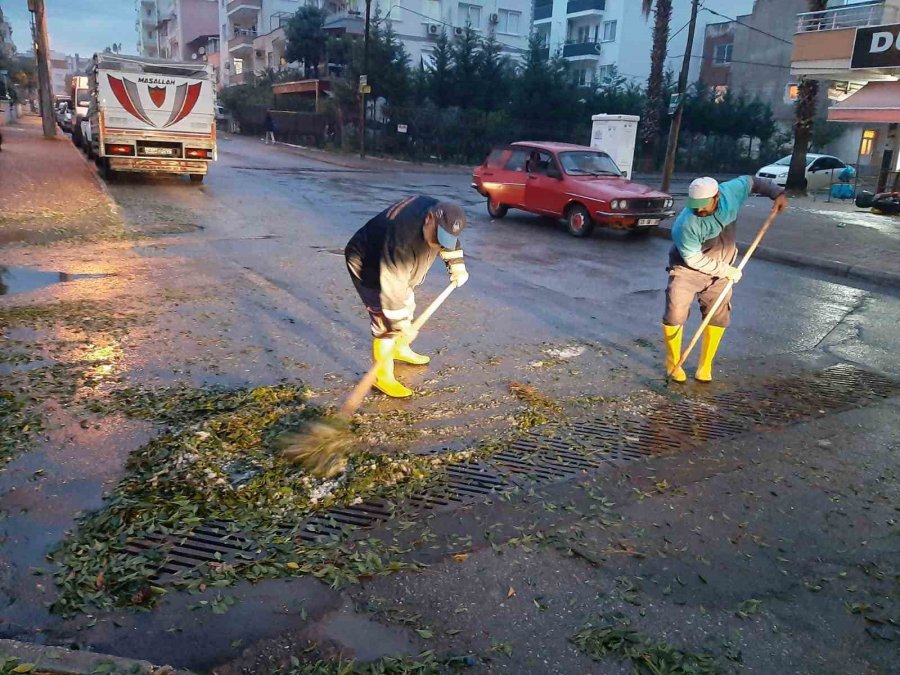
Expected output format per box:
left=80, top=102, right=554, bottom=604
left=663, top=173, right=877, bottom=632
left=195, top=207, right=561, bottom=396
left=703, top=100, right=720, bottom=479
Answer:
left=671, top=176, right=782, bottom=277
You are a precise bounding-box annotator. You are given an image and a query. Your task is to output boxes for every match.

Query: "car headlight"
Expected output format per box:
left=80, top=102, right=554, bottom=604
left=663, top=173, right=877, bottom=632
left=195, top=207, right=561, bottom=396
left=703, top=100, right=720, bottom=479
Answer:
left=611, top=200, right=619, bottom=210
left=612, top=200, right=627, bottom=210
left=664, top=198, right=673, bottom=208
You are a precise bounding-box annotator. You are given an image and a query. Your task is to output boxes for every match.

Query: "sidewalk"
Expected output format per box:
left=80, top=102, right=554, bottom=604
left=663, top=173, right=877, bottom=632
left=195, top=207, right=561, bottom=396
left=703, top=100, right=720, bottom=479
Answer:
left=0, top=639, right=184, bottom=674
left=0, top=115, right=121, bottom=245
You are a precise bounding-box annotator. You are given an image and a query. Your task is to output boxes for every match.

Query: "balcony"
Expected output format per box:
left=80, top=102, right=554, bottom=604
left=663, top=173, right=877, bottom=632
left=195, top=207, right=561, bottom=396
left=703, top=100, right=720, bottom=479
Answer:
left=567, top=0, right=605, bottom=15
left=226, top=0, right=262, bottom=22
left=534, top=2, right=552, bottom=22
left=795, top=1, right=884, bottom=33
left=563, top=40, right=601, bottom=59
left=229, top=28, right=257, bottom=53
left=791, top=1, right=900, bottom=81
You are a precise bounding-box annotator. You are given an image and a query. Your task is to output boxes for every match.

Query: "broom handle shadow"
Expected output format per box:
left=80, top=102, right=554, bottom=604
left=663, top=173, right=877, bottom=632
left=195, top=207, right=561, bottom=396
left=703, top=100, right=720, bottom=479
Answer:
left=338, top=282, right=458, bottom=419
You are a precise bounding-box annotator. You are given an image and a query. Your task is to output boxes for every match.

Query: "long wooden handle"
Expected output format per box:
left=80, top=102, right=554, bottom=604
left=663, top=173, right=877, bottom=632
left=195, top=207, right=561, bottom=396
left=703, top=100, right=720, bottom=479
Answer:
left=339, top=283, right=457, bottom=418
left=670, top=207, right=780, bottom=376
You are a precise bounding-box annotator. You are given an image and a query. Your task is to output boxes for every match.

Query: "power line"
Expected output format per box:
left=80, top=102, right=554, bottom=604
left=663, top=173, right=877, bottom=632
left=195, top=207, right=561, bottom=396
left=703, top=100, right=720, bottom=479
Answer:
left=668, top=52, right=791, bottom=70
left=699, top=4, right=794, bottom=46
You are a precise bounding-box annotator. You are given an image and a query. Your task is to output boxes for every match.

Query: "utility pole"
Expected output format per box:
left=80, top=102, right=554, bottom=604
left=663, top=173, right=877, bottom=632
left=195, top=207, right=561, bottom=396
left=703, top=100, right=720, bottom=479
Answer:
left=29, top=0, right=57, bottom=138
left=359, top=0, right=371, bottom=158
left=660, top=0, right=699, bottom=192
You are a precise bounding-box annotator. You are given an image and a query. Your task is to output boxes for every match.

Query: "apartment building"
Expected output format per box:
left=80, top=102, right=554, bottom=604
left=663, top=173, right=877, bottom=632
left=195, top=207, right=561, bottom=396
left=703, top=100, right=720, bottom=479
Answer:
left=532, top=0, right=753, bottom=89
left=217, top=0, right=531, bottom=87
left=0, top=6, right=15, bottom=61
left=136, top=0, right=219, bottom=61
left=791, top=0, right=900, bottom=183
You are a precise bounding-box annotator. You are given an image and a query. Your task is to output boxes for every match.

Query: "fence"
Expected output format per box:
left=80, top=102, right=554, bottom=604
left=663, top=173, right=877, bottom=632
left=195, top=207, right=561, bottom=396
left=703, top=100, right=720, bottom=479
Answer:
left=336, top=106, right=590, bottom=164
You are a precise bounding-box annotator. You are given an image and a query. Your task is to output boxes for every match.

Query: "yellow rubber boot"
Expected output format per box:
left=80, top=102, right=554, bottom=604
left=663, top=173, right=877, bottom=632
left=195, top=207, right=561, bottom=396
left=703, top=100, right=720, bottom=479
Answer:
left=393, top=340, right=430, bottom=365
left=373, top=338, right=413, bottom=398
left=695, top=325, right=725, bottom=383
left=662, top=324, right=687, bottom=383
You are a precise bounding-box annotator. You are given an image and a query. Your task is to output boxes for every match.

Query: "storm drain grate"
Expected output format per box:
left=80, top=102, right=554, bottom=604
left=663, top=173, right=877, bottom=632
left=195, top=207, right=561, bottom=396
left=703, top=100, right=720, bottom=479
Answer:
left=134, top=364, right=899, bottom=580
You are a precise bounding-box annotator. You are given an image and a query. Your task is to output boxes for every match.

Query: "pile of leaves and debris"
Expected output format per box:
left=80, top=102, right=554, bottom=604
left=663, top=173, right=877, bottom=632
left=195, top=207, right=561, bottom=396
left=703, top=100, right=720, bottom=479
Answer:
left=279, top=650, right=476, bottom=674
left=571, top=613, right=721, bottom=675
left=50, top=383, right=486, bottom=616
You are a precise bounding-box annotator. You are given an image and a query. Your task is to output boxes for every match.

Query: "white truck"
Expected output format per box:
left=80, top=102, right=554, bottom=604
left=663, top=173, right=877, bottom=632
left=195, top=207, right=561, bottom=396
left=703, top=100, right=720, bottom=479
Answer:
left=86, top=53, right=216, bottom=183
left=70, top=76, right=90, bottom=148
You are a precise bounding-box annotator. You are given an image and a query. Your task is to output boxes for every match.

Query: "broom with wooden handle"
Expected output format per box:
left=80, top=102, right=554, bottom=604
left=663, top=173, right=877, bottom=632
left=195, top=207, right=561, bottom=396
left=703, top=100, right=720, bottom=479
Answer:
left=279, top=283, right=457, bottom=477
left=668, top=206, right=781, bottom=381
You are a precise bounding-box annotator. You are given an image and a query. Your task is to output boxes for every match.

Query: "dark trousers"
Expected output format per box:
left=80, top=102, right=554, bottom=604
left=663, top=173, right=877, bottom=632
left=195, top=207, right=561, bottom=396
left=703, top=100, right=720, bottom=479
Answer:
left=663, top=266, right=732, bottom=329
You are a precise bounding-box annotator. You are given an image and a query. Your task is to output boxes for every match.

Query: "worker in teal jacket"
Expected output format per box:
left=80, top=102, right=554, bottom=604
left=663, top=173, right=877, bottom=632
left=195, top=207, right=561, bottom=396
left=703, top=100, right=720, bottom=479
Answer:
left=663, top=176, right=788, bottom=382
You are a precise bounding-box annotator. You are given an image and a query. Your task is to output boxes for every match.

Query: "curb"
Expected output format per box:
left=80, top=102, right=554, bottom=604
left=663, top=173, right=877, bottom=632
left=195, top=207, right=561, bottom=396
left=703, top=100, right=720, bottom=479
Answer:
left=68, top=133, right=122, bottom=220
left=649, top=227, right=899, bottom=288
left=0, top=639, right=187, bottom=675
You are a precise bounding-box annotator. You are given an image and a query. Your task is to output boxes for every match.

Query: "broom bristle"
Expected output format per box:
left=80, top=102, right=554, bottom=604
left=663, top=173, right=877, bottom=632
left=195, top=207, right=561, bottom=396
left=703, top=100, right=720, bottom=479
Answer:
left=277, top=418, right=353, bottom=478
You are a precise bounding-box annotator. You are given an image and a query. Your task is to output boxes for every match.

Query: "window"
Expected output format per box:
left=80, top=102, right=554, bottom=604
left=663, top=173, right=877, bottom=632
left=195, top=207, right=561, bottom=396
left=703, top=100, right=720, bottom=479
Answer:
left=860, top=129, right=877, bottom=156
left=505, top=148, right=530, bottom=172
left=559, top=151, right=621, bottom=176
left=485, top=147, right=507, bottom=168
left=602, top=20, right=617, bottom=42
left=597, top=64, right=614, bottom=82
left=526, top=150, right=556, bottom=175
left=714, top=43, right=733, bottom=65
left=785, top=83, right=799, bottom=102
left=233, top=57, right=244, bottom=75
left=574, top=68, right=587, bottom=86
left=458, top=3, right=482, bottom=29
left=497, top=9, right=520, bottom=34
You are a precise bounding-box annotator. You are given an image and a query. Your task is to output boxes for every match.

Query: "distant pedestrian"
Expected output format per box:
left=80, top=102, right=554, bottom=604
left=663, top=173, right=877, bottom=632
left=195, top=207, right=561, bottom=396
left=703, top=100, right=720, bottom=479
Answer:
left=263, top=111, right=275, bottom=145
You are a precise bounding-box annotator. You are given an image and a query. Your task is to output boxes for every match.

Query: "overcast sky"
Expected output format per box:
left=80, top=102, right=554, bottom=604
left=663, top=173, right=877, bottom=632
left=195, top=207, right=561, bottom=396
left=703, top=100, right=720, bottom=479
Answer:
left=3, top=0, right=136, bottom=57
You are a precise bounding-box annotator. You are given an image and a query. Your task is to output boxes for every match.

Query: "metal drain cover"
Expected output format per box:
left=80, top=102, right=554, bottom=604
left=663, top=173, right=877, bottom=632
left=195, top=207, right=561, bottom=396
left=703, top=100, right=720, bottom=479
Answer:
left=131, top=364, right=900, bottom=580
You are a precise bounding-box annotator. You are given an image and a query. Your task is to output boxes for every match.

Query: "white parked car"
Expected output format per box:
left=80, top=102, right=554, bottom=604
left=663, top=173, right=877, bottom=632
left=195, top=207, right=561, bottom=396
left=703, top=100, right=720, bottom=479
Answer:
left=756, top=154, right=849, bottom=191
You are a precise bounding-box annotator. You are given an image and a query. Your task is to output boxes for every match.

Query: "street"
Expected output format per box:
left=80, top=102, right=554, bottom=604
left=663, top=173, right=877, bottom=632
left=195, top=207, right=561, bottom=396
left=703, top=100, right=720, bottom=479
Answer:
left=1, top=129, right=899, bottom=674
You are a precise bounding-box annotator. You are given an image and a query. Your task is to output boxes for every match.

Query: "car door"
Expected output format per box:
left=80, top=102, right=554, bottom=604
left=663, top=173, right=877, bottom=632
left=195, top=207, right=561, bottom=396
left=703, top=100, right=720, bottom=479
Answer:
left=490, top=147, right=529, bottom=208
left=524, top=151, right=567, bottom=216
left=807, top=157, right=830, bottom=190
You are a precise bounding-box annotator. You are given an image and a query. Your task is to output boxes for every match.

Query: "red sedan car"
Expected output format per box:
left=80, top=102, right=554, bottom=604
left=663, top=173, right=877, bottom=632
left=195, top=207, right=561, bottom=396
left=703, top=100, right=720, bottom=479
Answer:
left=472, top=141, right=675, bottom=237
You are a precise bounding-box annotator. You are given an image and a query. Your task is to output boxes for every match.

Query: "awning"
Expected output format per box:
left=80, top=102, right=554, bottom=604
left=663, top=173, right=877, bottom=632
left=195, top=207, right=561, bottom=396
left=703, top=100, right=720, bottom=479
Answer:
left=828, top=80, right=900, bottom=123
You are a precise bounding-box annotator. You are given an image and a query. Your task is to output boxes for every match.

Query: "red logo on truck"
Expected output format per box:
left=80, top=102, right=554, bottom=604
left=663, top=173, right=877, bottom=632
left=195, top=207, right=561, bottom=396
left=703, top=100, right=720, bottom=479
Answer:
left=107, top=75, right=203, bottom=128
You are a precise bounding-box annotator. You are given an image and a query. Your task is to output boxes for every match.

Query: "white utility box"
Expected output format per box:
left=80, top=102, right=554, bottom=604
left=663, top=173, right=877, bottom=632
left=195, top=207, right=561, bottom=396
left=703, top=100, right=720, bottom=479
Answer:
left=590, top=114, right=640, bottom=180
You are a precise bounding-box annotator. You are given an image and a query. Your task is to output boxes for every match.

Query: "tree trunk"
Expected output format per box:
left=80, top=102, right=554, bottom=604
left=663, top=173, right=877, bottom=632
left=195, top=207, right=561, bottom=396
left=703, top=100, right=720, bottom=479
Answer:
left=786, top=0, right=828, bottom=193
left=640, top=0, right=672, bottom=172
left=786, top=77, right=818, bottom=192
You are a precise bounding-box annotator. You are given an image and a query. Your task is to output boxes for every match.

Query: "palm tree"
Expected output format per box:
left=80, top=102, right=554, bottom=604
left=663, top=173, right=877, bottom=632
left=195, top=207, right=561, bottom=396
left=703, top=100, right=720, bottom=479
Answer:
left=786, top=0, right=828, bottom=192
left=640, top=0, right=672, bottom=171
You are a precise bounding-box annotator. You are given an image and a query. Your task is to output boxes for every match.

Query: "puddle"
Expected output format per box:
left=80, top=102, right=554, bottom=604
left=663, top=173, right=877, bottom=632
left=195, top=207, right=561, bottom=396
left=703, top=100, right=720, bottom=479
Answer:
left=0, top=266, right=114, bottom=296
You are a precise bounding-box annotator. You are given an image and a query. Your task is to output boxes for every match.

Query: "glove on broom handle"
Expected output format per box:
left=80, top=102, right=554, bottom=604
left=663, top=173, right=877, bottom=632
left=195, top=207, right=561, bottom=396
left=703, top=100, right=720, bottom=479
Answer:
left=340, top=283, right=457, bottom=418
left=670, top=207, right=780, bottom=377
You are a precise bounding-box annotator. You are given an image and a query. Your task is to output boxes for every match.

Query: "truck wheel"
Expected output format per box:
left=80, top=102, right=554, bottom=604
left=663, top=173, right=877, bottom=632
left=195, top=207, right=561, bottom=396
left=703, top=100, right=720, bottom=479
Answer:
left=487, top=197, right=508, bottom=218
left=189, top=174, right=205, bottom=184
left=98, top=159, right=116, bottom=182
left=565, top=204, right=594, bottom=238
left=72, top=127, right=82, bottom=148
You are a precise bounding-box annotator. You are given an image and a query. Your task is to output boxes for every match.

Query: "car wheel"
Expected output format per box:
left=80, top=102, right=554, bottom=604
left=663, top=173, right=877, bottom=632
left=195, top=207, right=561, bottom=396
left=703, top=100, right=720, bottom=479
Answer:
left=565, top=204, right=594, bottom=238
left=487, top=197, right=508, bottom=218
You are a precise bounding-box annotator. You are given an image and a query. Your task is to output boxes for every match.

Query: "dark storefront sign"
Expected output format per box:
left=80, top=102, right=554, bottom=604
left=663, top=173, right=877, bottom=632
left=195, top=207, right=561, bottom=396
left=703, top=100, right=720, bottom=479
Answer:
left=852, top=23, right=900, bottom=69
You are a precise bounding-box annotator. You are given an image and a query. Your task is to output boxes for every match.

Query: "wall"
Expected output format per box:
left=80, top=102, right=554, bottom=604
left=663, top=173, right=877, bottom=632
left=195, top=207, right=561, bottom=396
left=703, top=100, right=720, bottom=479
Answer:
left=179, top=0, right=219, bottom=54
left=731, top=0, right=817, bottom=125
left=698, top=20, right=733, bottom=88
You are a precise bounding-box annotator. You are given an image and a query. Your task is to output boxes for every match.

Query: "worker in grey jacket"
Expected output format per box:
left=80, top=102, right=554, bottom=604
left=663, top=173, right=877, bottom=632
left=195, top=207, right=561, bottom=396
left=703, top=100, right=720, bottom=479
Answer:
left=345, top=196, right=468, bottom=398
left=663, top=175, right=788, bottom=382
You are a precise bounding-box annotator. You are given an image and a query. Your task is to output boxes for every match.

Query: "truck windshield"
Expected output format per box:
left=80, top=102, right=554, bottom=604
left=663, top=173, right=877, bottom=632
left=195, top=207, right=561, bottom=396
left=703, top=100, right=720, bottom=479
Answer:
left=558, top=151, right=622, bottom=177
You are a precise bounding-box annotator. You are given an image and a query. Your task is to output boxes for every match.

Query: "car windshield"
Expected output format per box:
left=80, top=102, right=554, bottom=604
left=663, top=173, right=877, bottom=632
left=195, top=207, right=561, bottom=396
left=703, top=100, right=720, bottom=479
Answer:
left=773, top=156, right=792, bottom=166
left=559, top=151, right=622, bottom=176
left=76, top=90, right=90, bottom=106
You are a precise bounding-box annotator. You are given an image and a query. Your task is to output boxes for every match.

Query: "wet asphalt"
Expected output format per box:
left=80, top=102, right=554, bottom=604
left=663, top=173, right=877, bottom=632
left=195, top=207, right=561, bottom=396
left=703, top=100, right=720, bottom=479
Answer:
left=1, top=133, right=898, bottom=673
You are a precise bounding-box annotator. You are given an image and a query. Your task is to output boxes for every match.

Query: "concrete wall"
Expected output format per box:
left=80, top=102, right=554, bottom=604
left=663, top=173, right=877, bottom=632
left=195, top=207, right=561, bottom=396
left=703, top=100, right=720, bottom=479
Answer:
left=731, top=0, right=812, bottom=126
left=180, top=0, right=219, bottom=48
